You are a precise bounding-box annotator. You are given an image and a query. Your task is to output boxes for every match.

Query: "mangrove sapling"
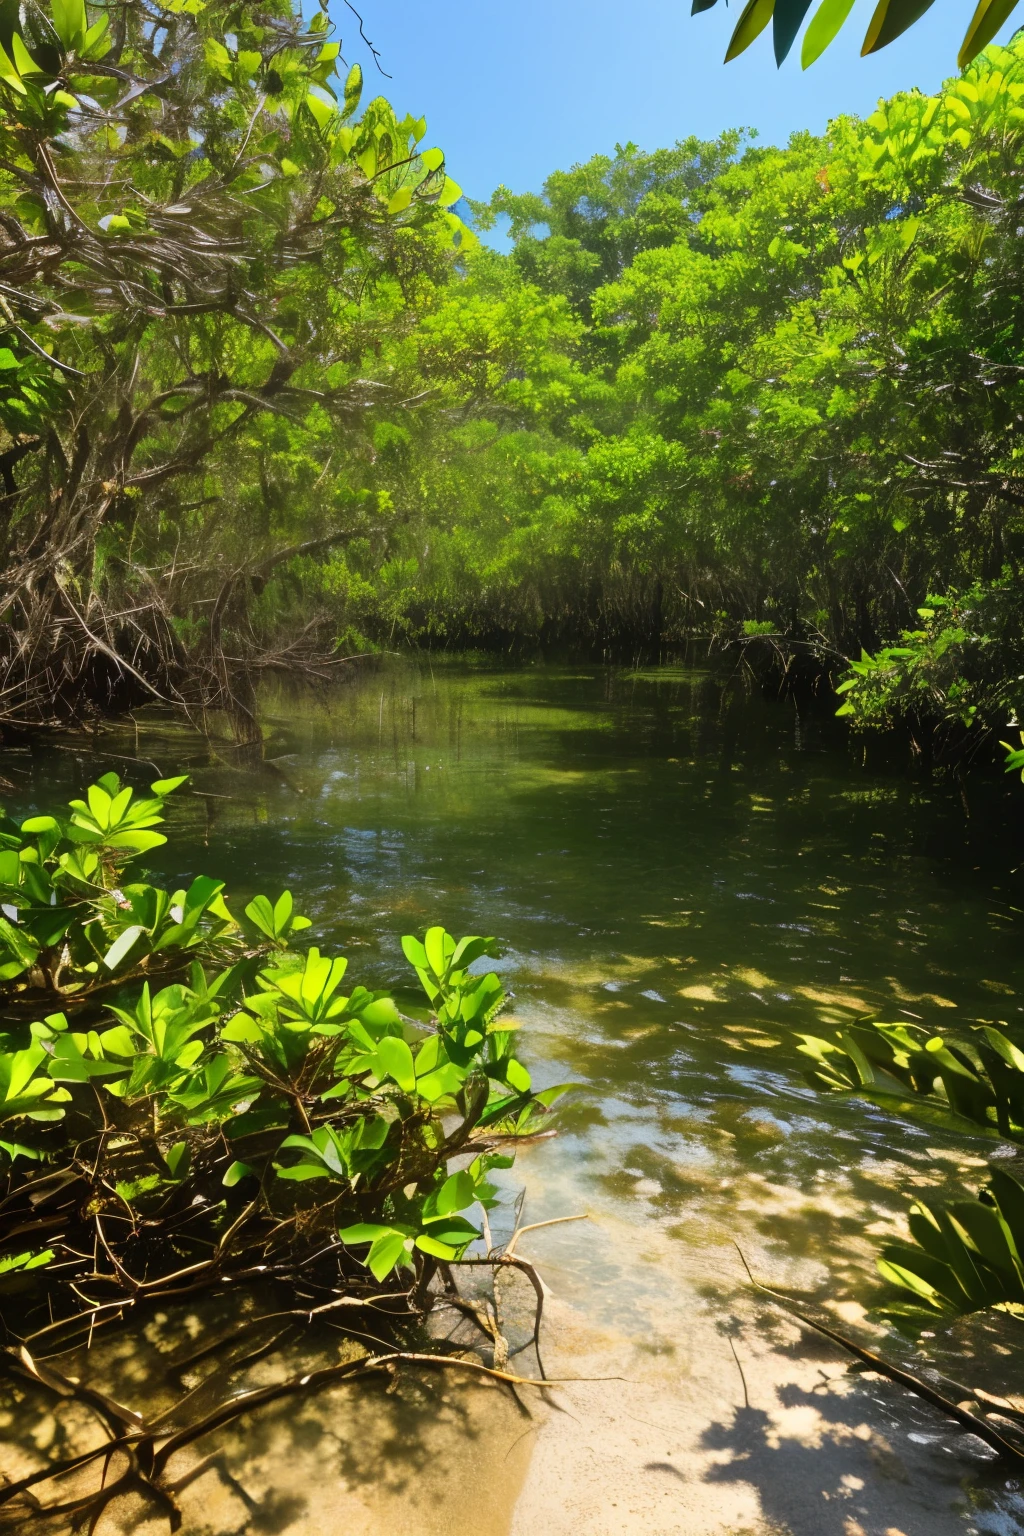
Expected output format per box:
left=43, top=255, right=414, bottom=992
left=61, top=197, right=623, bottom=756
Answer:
left=0, top=771, right=568, bottom=1528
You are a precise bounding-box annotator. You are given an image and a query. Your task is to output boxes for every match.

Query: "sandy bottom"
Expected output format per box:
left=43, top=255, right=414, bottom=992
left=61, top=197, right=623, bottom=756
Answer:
left=3, top=1231, right=1021, bottom=1536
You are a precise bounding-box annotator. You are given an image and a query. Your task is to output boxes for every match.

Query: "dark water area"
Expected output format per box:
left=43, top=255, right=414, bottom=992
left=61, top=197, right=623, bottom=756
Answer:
left=4, top=659, right=1024, bottom=1533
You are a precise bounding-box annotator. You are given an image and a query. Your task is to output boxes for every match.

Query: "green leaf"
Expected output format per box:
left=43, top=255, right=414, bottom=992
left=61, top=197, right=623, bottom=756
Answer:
left=377, top=1035, right=416, bottom=1093
left=367, top=1227, right=409, bottom=1280
left=222, top=1155, right=254, bottom=1179
left=801, top=0, right=857, bottom=64
left=0, top=1248, right=53, bottom=1275
left=424, top=926, right=449, bottom=979
left=10, top=35, right=42, bottom=77
left=773, top=0, right=816, bottom=62
left=0, top=42, right=26, bottom=94
left=861, top=0, right=938, bottom=54
left=958, top=0, right=1022, bottom=67
left=402, top=934, right=428, bottom=970
left=339, top=1222, right=393, bottom=1245
left=434, top=1168, right=474, bottom=1215
left=163, top=1140, right=190, bottom=1179
left=990, top=1168, right=1024, bottom=1255
left=876, top=1257, right=949, bottom=1309
left=505, top=1058, right=531, bottom=1093
left=725, top=0, right=775, bottom=60
left=102, top=925, right=145, bottom=971
left=342, top=62, right=362, bottom=118
left=414, top=1233, right=460, bottom=1260
left=51, top=0, right=87, bottom=49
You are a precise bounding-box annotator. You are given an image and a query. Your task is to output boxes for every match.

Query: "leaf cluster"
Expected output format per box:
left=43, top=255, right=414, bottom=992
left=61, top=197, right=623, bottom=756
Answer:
left=0, top=774, right=565, bottom=1340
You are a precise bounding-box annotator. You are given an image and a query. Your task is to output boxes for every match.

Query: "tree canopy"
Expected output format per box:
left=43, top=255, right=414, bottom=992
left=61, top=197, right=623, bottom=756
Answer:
left=3, top=7, right=1024, bottom=765
left=0, top=0, right=469, bottom=732
left=337, top=40, right=1024, bottom=753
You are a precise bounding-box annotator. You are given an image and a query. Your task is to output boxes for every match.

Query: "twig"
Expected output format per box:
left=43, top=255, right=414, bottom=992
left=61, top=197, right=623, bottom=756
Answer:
left=733, top=1244, right=1024, bottom=1465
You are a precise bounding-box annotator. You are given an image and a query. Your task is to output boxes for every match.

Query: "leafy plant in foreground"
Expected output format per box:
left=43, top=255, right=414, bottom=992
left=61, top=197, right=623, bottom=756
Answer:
left=0, top=770, right=241, bottom=994
left=0, top=771, right=564, bottom=1339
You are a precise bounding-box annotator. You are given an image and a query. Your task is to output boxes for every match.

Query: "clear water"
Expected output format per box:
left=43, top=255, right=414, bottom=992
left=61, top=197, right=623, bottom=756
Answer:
left=5, top=658, right=1024, bottom=1533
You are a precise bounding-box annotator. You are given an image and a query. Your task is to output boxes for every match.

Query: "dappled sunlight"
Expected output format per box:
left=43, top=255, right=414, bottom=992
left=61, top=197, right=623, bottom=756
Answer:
left=5, top=659, right=1024, bottom=1532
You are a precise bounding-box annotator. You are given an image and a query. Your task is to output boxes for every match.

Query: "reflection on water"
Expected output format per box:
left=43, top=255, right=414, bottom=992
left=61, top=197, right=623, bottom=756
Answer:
left=4, top=659, right=1024, bottom=1533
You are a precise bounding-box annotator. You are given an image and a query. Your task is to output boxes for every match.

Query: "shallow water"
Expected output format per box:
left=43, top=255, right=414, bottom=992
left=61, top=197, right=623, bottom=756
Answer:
left=4, top=659, right=1024, bottom=1534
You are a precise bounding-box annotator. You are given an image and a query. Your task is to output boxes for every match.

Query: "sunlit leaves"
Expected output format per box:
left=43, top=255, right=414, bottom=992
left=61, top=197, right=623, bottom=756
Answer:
left=724, top=0, right=775, bottom=61
left=0, top=772, right=569, bottom=1324
left=801, top=0, right=856, bottom=65
left=795, top=1018, right=1024, bottom=1142
left=878, top=1168, right=1024, bottom=1318
left=699, top=0, right=1021, bottom=68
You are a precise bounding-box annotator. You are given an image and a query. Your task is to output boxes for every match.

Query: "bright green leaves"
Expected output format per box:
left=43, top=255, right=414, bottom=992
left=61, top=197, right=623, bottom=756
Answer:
left=276, top=1114, right=390, bottom=1181
left=243, top=890, right=312, bottom=947
left=834, top=596, right=982, bottom=734
left=255, top=948, right=349, bottom=1026
left=343, top=62, right=362, bottom=119
left=67, top=771, right=187, bottom=856
left=400, top=926, right=538, bottom=1106
left=338, top=1160, right=487, bottom=1279
left=0, top=769, right=248, bottom=995
left=861, top=0, right=938, bottom=54
left=1001, top=732, right=1024, bottom=782
left=795, top=1018, right=1024, bottom=1142
left=801, top=0, right=856, bottom=66
left=959, top=0, right=1021, bottom=69
left=0, top=1038, right=72, bottom=1123
left=342, top=1019, right=462, bottom=1101
left=878, top=1168, right=1024, bottom=1318
left=724, top=0, right=775, bottom=62
left=703, top=0, right=1022, bottom=66
left=338, top=1222, right=411, bottom=1281
left=51, top=0, right=88, bottom=52
left=0, top=1249, right=53, bottom=1291
left=0, top=776, right=562, bottom=1320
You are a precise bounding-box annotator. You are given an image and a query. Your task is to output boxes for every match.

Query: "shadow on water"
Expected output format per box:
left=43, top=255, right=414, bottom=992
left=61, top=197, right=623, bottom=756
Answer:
left=5, top=658, right=1024, bottom=1532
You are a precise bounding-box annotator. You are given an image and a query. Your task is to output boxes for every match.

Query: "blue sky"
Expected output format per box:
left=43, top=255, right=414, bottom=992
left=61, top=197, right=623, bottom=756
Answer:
left=331, top=0, right=1020, bottom=208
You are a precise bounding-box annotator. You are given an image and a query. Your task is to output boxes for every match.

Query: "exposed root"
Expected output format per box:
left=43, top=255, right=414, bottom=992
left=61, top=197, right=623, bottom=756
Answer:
left=0, top=1221, right=615, bottom=1532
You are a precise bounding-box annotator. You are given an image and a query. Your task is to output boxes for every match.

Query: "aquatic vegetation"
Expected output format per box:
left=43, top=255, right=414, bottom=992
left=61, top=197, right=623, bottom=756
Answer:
left=0, top=773, right=564, bottom=1526
left=796, top=1019, right=1024, bottom=1142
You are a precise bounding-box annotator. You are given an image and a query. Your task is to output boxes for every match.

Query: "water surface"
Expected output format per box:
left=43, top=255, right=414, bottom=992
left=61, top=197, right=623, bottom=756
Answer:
left=5, top=660, right=1024, bottom=1534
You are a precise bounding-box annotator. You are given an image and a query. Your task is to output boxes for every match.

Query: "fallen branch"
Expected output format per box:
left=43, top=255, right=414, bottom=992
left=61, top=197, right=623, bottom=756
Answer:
left=734, top=1244, right=1024, bottom=1466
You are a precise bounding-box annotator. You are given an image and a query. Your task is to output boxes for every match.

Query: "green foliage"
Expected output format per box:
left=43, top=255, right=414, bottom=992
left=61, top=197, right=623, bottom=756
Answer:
left=0, top=775, right=565, bottom=1327
left=796, top=1018, right=1024, bottom=1141
left=334, top=39, right=1024, bottom=717
left=692, top=0, right=1021, bottom=71
left=0, top=0, right=473, bottom=727
left=795, top=1014, right=1024, bottom=1331
left=0, top=771, right=239, bottom=994
left=877, top=1166, right=1024, bottom=1318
